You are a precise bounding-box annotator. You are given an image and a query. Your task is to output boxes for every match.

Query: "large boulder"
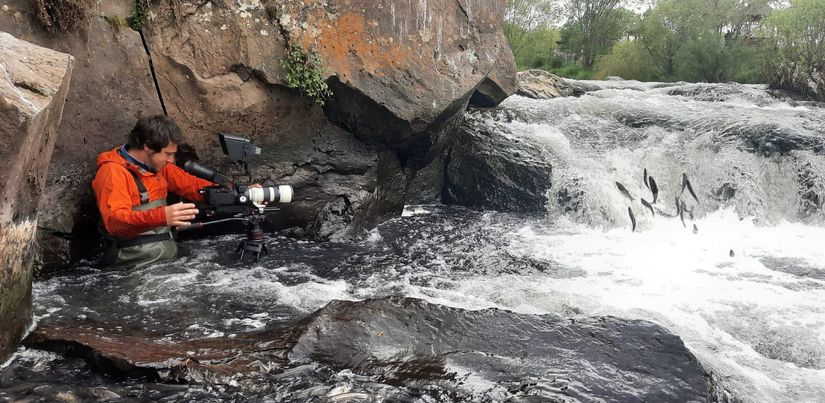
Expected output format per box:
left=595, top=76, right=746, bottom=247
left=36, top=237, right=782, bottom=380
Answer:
left=142, top=0, right=515, bottom=238
left=469, top=44, right=519, bottom=107
left=444, top=110, right=553, bottom=212
left=517, top=69, right=583, bottom=99
left=0, top=31, right=73, bottom=363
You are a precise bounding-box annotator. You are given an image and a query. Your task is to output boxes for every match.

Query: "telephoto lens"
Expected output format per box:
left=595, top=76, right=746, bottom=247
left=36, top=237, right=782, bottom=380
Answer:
left=244, top=185, right=293, bottom=204
left=182, top=160, right=230, bottom=186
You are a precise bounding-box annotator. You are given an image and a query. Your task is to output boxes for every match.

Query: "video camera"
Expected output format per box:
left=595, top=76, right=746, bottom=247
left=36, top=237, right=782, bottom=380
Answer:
left=181, top=133, right=293, bottom=260
left=184, top=133, right=293, bottom=214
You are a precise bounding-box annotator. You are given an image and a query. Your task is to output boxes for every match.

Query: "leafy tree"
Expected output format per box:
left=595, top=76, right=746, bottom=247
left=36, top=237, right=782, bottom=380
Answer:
left=764, top=0, right=825, bottom=72
left=678, top=31, right=735, bottom=82
left=561, top=0, right=627, bottom=69
left=638, top=0, right=703, bottom=77
left=504, top=0, right=559, bottom=61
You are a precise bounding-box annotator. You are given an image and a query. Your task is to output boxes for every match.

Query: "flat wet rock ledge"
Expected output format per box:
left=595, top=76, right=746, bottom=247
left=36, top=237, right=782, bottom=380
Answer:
left=20, top=297, right=715, bottom=402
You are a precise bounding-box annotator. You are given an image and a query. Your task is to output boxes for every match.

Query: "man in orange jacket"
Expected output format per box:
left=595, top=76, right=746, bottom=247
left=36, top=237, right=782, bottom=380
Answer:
left=92, top=115, right=212, bottom=270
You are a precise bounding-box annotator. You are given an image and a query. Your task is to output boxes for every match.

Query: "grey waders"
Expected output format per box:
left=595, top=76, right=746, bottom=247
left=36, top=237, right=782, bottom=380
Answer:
left=103, top=170, right=177, bottom=270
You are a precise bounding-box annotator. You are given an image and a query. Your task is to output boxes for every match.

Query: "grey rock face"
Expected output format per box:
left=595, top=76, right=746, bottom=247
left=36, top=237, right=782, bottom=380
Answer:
left=0, top=31, right=73, bottom=363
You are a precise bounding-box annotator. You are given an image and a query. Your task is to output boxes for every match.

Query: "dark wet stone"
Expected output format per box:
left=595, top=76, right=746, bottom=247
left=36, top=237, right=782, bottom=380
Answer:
left=292, top=297, right=713, bottom=402
left=23, top=323, right=303, bottom=384
left=718, top=123, right=825, bottom=157
left=444, top=112, right=553, bottom=212
left=758, top=256, right=825, bottom=280
left=22, top=297, right=713, bottom=402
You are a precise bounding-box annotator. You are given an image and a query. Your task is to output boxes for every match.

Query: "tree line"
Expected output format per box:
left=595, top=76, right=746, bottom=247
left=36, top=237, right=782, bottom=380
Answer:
left=505, top=0, right=824, bottom=89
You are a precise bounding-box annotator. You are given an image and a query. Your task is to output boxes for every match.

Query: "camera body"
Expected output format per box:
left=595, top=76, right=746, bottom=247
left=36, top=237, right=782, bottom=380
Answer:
left=183, top=133, right=292, bottom=216
left=199, top=184, right=293, bottom=215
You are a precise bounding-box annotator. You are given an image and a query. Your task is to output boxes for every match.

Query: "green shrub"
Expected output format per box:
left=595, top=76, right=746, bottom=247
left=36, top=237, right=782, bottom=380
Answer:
left=129, top=0, right=148, bottom=31
left=548, top=60, right=593, bottom=80
left=281, top=43, right=332, bottom=106
left=595, top=40, right=659, bottom=81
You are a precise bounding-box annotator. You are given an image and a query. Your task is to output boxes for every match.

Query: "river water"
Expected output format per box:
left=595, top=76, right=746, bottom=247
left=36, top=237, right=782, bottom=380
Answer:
left=3, top=80, right=825, bottom=402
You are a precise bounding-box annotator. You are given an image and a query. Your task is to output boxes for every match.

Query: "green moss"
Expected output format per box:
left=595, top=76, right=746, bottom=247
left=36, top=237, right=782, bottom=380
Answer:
left=105, top=15, right=129, bottom=33
left=281, top=43, right=332, bottom=106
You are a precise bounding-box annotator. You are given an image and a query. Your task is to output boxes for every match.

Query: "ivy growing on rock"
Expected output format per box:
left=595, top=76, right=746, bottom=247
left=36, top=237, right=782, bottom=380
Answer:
left=130, top=0, right=148, bottom=31
left=281, top=43, right=332, bottom=106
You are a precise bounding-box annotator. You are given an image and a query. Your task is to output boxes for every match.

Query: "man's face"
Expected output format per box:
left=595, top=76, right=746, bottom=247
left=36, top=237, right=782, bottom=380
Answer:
left=145, top=143, right=177, bottom=172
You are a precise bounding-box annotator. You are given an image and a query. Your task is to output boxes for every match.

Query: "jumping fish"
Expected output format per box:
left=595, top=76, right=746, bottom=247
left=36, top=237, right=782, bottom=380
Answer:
left=675, top=196, right=682, bottom=216
left=680, top=201, right=695, bottom=220
left=693, top=224, right=699, bottom=234
left=643, top=168, right=650, bottom=190
left=641, top=198, right=655, bottom=216
left=628, top=207, right=637, bottom=232
left=648, top=175, right=659, bottom=204
left=616, top=181, right=634, bottom=201
left=681, top=173, right=699, bottom=203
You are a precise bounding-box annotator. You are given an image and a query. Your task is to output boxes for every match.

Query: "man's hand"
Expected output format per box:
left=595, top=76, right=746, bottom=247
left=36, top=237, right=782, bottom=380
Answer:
left=248, top=183, right=268, bottom=205
left=165, top=202, right=199, bottom=226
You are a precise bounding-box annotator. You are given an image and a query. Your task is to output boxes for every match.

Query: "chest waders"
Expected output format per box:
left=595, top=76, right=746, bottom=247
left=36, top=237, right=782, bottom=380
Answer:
left=103, top=170, right=177, bottom=270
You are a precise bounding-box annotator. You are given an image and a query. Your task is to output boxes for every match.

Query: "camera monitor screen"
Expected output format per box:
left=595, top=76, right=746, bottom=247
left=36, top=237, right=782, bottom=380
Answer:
left=218, top=133, right=261, bottom=162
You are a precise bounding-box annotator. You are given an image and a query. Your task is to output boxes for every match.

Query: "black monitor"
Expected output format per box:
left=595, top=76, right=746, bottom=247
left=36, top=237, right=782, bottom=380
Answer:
left=218, top=133, right=261, bottom=163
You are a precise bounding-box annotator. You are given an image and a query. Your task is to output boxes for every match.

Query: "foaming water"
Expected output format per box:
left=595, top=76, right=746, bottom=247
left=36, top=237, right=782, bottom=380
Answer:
left=389, top=208, right=825, bottom=403
left=485, top=81, right=825, bottom=226
left=6, top=81, right=825, bottom=402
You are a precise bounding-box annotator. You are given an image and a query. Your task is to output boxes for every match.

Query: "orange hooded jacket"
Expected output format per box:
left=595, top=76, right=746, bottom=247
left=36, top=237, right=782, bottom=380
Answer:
left=92, top=146, right=213, bottom=240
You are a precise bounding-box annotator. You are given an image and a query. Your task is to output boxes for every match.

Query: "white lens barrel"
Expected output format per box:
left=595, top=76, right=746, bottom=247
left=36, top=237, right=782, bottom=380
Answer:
left=277, top=185, right=293, bottom=203
left=244, top=185, right=293, bottom=204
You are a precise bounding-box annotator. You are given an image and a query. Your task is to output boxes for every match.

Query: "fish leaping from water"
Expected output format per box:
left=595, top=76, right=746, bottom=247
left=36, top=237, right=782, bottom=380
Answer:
left=648, top=175, right=659, bottom=204
left=628, top=207, right=637, bottom=232
left=681, top=173, right=699, bottom=203
left=616, top=182, right=634, bottom=201
left=680, top=200, right=695, bottom=220
left=641, top=198, right=655, bottom=216
left=643, top=168, right=650, bottom=190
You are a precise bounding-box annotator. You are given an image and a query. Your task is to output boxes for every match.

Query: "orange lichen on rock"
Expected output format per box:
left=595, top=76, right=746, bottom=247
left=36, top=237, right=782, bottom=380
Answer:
left=305, top=12, right=413, bottom=79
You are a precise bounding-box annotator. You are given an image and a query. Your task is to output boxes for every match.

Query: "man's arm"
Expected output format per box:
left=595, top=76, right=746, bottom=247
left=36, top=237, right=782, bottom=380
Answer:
left=92, top=164, right=166, bottom=239
left=162, top=162, right=214, bottom=201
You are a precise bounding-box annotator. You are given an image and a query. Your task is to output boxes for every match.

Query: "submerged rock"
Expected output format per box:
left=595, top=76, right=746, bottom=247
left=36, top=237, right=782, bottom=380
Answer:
left=23, top=297, right=714, bottom=401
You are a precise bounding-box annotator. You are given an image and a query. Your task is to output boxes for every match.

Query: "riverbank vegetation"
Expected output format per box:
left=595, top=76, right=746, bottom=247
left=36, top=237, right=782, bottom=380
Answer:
left=505, top=0, right=824, bottom=89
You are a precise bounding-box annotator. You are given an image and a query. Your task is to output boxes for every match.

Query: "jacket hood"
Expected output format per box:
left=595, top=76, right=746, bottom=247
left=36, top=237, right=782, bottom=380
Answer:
left=96, top=147, right=125, bottom=167
left=96, top=146, right=149, bottom=175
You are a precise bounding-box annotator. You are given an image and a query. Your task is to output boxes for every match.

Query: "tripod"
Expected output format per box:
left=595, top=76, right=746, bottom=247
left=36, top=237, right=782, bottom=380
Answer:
left=236, top=214, right=269, bottom=261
